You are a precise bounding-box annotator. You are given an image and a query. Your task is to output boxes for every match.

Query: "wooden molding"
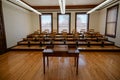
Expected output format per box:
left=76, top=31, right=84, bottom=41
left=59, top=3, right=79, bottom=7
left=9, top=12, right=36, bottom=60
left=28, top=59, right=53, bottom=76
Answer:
left=21, top=0, right=32, bottom=7
left=32, top=5, right=97, bottom=9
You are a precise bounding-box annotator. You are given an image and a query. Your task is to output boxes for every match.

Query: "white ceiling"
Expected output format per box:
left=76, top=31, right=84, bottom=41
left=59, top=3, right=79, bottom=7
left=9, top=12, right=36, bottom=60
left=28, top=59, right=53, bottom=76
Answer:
left=22, top=0, right=105, bottom=6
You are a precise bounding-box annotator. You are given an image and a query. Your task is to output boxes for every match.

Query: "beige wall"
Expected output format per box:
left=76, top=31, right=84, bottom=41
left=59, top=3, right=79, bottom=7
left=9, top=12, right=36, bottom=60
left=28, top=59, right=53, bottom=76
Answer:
left=53, top=12, right=57, bottom=31
left=89, top=11, right=100, bottom=32
left=2, top=1, right=33, bottom=48
left=31, top=13, right=40, bottom=31
left=98, top=1, right=120, bottom=47
left=70, top=12, right=75, bottom=32
left=99, top=9, right=106, bottom=34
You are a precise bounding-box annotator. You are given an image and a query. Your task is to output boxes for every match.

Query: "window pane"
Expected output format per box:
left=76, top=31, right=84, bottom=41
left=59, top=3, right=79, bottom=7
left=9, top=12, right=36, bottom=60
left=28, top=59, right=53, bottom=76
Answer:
left=76, top=14, right=88, bottom=32
left=106, top=23, right=116, bottom=36
left=107, top=7, right=117, bottom=22
left=41, top=14, right=52, bottom=33
left=58, top=14, right=70, bottom=33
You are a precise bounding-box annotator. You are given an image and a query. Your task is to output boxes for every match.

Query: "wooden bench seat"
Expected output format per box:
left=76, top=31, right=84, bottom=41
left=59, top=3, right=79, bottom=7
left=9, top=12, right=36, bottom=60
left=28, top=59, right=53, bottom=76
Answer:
left=90, top=41, right=114, bottom=45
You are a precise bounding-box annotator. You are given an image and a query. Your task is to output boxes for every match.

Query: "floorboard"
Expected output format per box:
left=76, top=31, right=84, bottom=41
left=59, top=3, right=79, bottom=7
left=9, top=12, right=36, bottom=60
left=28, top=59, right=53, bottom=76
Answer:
left=0, top=51, right=120, bottom=80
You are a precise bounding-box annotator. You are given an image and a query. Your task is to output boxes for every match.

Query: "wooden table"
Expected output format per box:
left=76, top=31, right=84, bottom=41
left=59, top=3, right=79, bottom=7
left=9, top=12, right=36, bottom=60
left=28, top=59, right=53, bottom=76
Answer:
left=43, top=45, right=79, bottom=75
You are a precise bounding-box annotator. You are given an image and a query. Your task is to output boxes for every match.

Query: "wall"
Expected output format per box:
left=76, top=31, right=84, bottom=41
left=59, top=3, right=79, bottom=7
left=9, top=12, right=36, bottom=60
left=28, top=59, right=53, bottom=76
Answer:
left=89, top=11, right=100, bottom=32
left=53, top=12, right=57, bottom=31
left=31, top=13, right=40, bottom=32
left=99, top=9, right=106, bottom=34
left=2, top=1, right=33, bottom=48
left=99, top=1, right=120, bottom=47
left=31, top=11, right=99, bottom=33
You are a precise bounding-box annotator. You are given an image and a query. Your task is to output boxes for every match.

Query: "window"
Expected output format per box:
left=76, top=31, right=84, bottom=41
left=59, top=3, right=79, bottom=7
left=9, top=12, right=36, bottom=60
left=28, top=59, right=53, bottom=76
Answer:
left=40, top=13, right=52, bottom=33
left=105, top=5, right=119, bottom=38
left=58, top=13, right=70, bottom=33
left=76, top=13, right=89, bottom=32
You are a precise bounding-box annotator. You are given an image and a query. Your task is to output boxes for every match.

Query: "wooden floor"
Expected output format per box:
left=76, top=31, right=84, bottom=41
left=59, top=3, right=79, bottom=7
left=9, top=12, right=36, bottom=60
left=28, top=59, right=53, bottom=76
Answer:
left=0, top=51, right=120, bottom=80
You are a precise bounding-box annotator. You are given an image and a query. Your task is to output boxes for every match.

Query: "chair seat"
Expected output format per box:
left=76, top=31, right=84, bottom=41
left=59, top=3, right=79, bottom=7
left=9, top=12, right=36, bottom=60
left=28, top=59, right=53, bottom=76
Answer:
left=68, top=49, right=79, bottom=54
left=43, top=49, right=53, bottom=53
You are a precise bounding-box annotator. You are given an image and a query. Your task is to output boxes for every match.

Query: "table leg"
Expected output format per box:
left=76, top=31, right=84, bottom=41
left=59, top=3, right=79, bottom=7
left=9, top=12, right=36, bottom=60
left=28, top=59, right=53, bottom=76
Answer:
left=47, top=57, right=49, bottom=67
left=43, top=56, right=45, bottom=74
left=76, top=56, right=79, bottom=75
left=74, top=57, right=76, bottom=67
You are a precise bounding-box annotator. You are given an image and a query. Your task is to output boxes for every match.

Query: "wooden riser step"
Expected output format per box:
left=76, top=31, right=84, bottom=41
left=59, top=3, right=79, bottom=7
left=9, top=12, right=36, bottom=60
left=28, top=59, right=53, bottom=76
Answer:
left=11, top=45, right=120, bottom=51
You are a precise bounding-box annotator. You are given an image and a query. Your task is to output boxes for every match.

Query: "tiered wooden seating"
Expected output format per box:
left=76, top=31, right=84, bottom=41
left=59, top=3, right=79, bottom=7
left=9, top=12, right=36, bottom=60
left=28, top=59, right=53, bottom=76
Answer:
left=17, top=30, right=114, bottom=48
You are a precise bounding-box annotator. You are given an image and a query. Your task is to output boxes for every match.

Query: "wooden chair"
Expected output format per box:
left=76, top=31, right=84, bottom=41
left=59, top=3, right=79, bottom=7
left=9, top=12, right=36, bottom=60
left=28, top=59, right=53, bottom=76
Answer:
left=62, top=32, right=67, bottom=44
left=44, top=29, right=49, bottom=33
left=61, top=29, right=67, bottom=33
left=89, top=29, right=94, bottom=32
left=53, top=29, right=57, bottom=33
left=73, top=33, right=79, bottom=46
left=80, top=29, right=86, bottom=34
left=50, top=32, right=56, bottom=45
left=72, top=29, right=75, bottom=34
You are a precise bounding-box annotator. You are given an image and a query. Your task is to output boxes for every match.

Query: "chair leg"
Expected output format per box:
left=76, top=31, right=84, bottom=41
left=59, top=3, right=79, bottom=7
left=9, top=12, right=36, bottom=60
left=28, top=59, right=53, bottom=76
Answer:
left=74, top=57, right=76, bottom=67
left=76, top=56, right=79, bottom=75
left=43, top=56, right=45, bottom=74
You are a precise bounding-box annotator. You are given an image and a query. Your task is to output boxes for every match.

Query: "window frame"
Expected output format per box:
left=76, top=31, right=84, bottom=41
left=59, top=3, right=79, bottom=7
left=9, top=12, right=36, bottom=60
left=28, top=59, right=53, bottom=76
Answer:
left=57, top=13, right=71, bottom=33
left=40, top=13, right=53, bottom=33
left=75, top=12, right=89, bottom=33
left=105, top=4, right=119, bottom=38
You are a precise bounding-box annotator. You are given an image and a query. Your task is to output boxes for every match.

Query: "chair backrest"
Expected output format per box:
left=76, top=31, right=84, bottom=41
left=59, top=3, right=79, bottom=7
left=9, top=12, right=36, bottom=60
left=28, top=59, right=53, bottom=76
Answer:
left=53, top=29, right=57, bottom=33
left=62, top=32, right=67, bottom=38
left=33, top=31, right=39, bottom=35
left=50, top=32, right=56, bottom=38
left=61, top=29, right=67, bottom=33
left=72, top=29, right=75, bottom=34
left=80, top=29, right=86, bottom=34
left=89, top=29, right=94, bottom=32
left=44, top=29, right=49, bottom=33
left=73, top=33, right=79, bottom=41
left=74, top=33, right=79, bottom=38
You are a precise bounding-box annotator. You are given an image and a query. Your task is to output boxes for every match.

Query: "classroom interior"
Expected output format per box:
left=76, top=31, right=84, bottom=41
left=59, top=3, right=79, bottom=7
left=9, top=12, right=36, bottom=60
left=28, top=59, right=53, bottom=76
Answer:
left=0, top=0, right=120, bottom=80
